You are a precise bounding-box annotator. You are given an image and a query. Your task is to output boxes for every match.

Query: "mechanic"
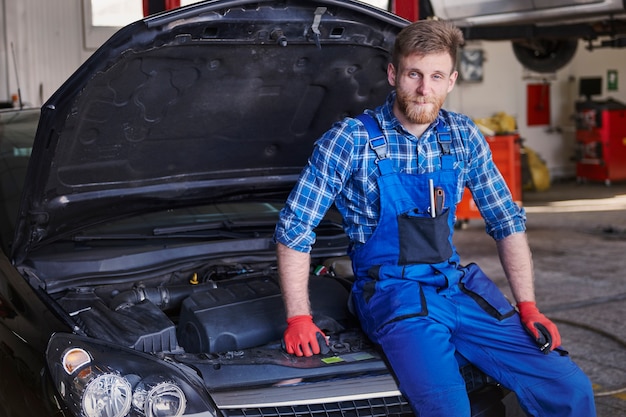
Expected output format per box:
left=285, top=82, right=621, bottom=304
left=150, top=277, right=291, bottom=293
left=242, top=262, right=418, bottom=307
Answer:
left=274, top=19, right=596, bottom=417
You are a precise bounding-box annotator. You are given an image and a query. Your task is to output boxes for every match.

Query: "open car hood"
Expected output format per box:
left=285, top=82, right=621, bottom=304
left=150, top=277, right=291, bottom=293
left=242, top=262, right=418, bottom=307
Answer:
left=13, top=0, right=407, bottom=259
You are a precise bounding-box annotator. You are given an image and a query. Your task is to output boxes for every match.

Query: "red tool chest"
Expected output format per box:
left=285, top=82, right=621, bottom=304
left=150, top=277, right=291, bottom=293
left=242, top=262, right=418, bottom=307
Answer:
left=575, top=99, right=626, bottom=185
left=456, top=134, right=522, bottom=224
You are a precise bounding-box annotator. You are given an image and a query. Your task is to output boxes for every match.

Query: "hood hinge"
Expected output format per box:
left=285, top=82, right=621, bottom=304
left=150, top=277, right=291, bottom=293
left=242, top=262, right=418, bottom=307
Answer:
left=310, top=7, right=327, bottom=49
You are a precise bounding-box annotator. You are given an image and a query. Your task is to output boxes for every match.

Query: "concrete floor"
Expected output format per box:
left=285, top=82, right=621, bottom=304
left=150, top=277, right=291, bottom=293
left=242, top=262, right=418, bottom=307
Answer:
left=453, top=179, right=626, bottom=417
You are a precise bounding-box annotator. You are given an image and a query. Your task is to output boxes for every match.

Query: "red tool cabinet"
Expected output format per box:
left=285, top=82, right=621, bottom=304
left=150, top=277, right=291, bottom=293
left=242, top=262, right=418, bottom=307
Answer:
left=575, top=99, right=626, bottom=185
left=456, top=134, right=522, bottom=224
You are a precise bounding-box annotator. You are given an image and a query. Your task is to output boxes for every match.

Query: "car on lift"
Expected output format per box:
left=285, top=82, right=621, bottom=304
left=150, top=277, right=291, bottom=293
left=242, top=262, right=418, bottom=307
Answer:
left=403, top=0, right=626, bottom=72
left=0, top=1, right=523, bottom=416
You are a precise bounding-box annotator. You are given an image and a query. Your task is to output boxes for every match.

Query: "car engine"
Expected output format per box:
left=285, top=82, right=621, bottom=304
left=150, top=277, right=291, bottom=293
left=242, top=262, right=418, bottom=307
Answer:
left=55, top=257, right=357, bottom=356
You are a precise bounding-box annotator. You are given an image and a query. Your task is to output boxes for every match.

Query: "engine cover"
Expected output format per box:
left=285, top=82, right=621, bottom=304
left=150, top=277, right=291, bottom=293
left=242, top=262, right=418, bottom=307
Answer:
left=177, top=275, right=351, bottom=353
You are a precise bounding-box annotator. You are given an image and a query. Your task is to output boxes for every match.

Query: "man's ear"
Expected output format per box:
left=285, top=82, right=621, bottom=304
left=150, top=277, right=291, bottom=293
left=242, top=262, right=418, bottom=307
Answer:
left=387, top=62, right=397, bottom=87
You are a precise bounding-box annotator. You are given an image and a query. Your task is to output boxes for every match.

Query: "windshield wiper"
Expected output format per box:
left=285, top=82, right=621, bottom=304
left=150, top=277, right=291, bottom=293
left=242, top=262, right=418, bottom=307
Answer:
left=69, top=221, right=271, bottom=241
left=152, top=219, right=279, bottom=236
left=153, top=218, right=343, bottom=236
left=71, top=219, right=342, bottom=242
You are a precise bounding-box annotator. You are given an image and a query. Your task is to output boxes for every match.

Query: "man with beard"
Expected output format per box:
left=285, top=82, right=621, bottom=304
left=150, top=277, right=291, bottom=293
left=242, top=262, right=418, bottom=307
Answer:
left=274, top=19, right=595, bottom=417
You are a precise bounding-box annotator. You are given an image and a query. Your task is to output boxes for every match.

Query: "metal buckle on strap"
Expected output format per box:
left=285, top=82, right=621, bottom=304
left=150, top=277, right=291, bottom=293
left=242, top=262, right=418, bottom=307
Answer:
left=437, top=131, right=452, bottom=155
left=435, top=118, right=452, bottom=155
left=369, top=135, right=388, bottom=160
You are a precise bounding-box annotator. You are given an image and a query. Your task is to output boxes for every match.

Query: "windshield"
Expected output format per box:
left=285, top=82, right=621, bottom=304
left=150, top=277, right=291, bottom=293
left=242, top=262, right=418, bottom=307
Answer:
left=0, top=108, right=39, bottom=254
left=72, top=200, right=344, bottom=240
left=75, top=202, right=285, bottom=239
left=25, top=199, right=346, bottom=292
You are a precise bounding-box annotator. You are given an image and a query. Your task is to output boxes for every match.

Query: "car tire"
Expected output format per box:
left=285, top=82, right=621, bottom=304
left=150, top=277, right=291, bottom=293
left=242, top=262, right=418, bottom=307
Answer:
left=512, top=38, right=578, bottom=73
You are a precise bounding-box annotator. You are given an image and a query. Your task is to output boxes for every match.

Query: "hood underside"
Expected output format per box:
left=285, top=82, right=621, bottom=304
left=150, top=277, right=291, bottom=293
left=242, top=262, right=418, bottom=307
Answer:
left=14, top=0, right=407, bottom=258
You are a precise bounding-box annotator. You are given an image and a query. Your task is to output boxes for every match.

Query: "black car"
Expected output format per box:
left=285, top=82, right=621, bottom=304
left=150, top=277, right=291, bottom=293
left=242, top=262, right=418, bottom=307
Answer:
left=0, top=1, right=520, bottom=416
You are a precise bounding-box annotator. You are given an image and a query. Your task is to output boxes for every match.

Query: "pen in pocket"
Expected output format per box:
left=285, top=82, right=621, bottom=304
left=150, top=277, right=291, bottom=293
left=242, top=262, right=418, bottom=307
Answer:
left=429, top=179, right=435, bottom=218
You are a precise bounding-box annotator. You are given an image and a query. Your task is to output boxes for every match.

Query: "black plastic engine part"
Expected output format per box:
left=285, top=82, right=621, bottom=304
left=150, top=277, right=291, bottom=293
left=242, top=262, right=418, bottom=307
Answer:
left=177, top=274, right=351, bottom=353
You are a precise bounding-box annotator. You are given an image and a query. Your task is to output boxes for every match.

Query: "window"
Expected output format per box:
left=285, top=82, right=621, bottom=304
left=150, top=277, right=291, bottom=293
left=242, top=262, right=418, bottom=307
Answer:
left=82, top=0, right=203, bottom=50
left=83, top=0, right=390, bottom=50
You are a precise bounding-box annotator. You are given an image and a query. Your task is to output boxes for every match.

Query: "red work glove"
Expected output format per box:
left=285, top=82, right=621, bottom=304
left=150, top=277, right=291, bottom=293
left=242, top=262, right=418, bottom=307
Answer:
left=517, top=301, right=561, bottom=353
left=283, top=315, right=327, bottom=357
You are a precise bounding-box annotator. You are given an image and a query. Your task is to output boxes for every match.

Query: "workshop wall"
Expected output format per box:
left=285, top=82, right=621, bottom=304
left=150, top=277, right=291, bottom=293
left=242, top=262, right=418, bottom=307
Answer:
left=1, top=0, right=624, bottom=181
left=448, top=40, right=625, bottom=180
left=2, top=0, right=85, bottom=108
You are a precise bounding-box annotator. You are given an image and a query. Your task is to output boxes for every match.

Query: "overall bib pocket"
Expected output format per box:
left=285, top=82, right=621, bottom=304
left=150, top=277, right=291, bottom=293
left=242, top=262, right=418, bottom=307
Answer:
left=398, top=208, right=453, bottom=264
left=459, top=263, right=515, bottom=320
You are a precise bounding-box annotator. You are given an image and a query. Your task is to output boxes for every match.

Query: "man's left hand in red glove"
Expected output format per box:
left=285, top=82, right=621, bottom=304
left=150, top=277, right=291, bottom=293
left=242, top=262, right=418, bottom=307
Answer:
left=517, top=301, right=561, bottom=353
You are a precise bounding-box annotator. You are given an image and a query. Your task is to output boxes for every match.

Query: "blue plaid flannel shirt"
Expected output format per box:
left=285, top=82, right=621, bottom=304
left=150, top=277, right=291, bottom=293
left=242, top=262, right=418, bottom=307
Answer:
left=274, top=92, right=526, bottom=253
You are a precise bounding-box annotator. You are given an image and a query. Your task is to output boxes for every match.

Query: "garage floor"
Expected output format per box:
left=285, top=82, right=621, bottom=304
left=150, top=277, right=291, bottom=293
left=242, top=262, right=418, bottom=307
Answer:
left=453, top=179, right=626, bottom=417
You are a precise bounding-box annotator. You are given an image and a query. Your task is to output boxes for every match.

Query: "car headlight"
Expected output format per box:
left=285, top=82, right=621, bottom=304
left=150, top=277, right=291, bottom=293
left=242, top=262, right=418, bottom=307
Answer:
left=81, top=370, right=133, bottom=417
left=133, top=379, right=186, bottom=417
left=46, top=333, right=218, bottom=417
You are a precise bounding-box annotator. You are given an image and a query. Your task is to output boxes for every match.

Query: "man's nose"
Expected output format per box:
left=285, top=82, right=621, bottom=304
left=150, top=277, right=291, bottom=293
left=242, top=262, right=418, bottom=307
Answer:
left=415, top=79, right=428, bottom=94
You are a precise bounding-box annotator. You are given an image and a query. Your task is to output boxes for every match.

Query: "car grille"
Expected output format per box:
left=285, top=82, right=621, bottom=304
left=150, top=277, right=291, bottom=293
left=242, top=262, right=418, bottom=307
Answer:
left=221, top=364, right=493, bottom=417
left=223, top=395, right=413, bottom=417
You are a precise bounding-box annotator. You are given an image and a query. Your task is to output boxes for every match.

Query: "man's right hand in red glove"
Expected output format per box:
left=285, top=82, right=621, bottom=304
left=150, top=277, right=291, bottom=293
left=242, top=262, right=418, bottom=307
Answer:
left=283, top=315, right=327, bottom=357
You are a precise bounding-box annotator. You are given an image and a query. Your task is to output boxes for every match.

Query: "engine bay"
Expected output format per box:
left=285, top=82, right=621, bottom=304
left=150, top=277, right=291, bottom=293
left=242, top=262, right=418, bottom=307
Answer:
left=55, top=256, right=358, bottom=356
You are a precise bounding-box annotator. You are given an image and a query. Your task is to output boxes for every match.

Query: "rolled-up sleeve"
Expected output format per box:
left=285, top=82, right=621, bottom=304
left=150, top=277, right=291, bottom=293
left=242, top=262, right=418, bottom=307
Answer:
left=274, top=121, right=355, bottom=253
left=465, top=128, right=526, bottom=240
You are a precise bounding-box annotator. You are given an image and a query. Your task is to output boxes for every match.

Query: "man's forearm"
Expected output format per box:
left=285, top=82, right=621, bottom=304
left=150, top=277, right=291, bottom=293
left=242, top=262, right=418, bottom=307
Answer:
left=495, top=232, right=536, bottom=304
left=277, top=242, right=312, bottom=317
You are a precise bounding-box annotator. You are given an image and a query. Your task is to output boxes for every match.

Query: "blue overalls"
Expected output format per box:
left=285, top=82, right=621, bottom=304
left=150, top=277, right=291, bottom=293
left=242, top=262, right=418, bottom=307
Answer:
left=349, top=114, right=596, bottom=417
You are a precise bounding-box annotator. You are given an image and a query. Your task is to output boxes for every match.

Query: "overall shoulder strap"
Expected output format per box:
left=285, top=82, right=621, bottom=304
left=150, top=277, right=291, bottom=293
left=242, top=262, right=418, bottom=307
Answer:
left=435, top=117, right=455, bottom=170
left=355, top=113, right=394, bottom=174
left=356, top=113, right=387, bottom=160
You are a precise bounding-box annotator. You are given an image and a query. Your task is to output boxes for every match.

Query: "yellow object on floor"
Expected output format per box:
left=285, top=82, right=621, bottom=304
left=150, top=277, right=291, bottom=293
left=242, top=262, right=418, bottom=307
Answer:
left=474, top=112, right=517, bottom=135
left=523, top=145, right=551, bottom=192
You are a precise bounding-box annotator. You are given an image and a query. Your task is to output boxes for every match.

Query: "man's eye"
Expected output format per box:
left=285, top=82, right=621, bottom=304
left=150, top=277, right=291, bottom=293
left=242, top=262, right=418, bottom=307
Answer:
left=408, top=72, right=420, bottom=79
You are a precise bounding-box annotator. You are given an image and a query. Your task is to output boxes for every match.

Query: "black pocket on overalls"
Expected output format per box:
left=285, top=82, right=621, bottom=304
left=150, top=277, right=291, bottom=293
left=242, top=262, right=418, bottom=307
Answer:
left=360, top=279, right=428, bottom=334
left=459, top=263, right=515, bottom=320
left=398, top=208, right=453, bottom=264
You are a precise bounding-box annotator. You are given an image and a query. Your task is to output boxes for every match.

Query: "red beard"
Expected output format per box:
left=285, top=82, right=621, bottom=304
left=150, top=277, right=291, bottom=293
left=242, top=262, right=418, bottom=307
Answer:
left=396, top=89, right=444, bottom=125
